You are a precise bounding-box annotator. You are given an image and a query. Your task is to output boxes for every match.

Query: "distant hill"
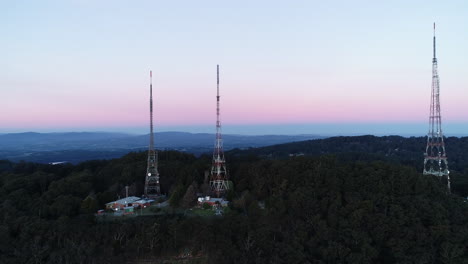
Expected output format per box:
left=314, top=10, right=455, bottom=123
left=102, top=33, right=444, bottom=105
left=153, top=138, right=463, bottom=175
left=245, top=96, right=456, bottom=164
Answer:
left=0, top=132, right=322, bottom=163
left=229, top=135, right=425, bottom=158
left=0, top=132, right=132, bottom=150
left=228, top=135, right=468, bottom=170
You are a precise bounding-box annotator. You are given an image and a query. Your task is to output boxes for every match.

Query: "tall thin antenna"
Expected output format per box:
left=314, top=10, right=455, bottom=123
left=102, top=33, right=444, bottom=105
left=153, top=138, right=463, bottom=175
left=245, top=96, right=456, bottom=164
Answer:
left=423, top=23, right=450, bottom=192
left=150, top=71, right=154, bottom=149
left=217, top=65, right=220, bottom=130
left=433, top=23, right=436, bottom=60
left=144, top=70, right=161, bottom=198
left=210, top=64, right=229, bottom=197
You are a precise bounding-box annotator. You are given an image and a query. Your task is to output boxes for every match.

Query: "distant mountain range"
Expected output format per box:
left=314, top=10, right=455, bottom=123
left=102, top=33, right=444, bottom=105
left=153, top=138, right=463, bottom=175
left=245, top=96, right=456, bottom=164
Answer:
left=0, top=132, right=322, bottom=163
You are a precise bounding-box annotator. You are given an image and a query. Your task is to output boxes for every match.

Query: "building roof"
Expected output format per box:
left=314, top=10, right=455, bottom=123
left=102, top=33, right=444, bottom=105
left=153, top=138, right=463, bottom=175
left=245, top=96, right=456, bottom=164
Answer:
left=133, top=199, right=154, bottom=204
left=106, top=196, right=141, bottom=206
left=208, top=198, right=225, bottom=203
left=198, top=197, right=229, bottom=205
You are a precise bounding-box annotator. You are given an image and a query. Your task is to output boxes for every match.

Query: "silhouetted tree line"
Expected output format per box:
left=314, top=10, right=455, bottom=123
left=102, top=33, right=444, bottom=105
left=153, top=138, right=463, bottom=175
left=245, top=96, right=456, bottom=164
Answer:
left=229, top=135, right=468, bottom=197
left=0, top=137, right=467, bottom=263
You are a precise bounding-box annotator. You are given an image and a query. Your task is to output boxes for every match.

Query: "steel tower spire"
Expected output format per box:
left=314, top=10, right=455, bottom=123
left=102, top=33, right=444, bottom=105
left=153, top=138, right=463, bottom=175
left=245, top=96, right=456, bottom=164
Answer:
left=144, top=70, right=161, bottom=198
left=210, top=65, right=229, bottom=197
left=423, top=23, right=450, bottom=192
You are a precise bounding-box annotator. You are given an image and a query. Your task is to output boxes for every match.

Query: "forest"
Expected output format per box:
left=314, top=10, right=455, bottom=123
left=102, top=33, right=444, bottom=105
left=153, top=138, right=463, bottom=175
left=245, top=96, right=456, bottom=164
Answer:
left=0, top=135, right=467, bottom=263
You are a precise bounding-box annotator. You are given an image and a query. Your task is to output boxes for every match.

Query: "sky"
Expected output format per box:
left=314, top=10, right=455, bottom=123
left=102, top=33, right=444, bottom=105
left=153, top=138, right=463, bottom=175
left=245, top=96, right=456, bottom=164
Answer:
left=1, top=0, right=468, bottom=135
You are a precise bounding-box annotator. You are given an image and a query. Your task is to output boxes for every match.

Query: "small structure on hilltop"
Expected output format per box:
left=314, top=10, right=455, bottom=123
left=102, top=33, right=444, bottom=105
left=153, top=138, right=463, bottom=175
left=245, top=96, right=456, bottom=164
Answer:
left=123, top=206, right=134, bottom=215
left=197, top=196, right=229, bottom=207
left=105, top=196, right=154, bottom=211
left=105, top=196, right=141, bottom=210
left=132, top=198, right=153, bottom=209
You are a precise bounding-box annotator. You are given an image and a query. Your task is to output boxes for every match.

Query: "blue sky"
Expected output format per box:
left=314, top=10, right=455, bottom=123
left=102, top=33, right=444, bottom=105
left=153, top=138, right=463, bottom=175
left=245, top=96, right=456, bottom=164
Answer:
left=1, top=0, right=468, bottom=135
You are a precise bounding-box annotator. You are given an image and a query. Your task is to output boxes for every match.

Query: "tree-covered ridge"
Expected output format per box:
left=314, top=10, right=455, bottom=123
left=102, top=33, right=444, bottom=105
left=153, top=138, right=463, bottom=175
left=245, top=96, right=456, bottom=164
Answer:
left=229, top=135, right=468, bottom=166
left=0, top=143, right=467, bottom=263
left=223, top=157, right=468, bottom=263
left=229, top=135, right=468, bottom=197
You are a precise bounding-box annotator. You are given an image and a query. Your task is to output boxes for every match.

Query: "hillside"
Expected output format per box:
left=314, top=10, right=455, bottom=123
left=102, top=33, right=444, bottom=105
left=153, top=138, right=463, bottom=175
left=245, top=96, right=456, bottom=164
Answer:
left=228, top=135, right=468, bottom=197
left=0, top=145, right=467, bottom=263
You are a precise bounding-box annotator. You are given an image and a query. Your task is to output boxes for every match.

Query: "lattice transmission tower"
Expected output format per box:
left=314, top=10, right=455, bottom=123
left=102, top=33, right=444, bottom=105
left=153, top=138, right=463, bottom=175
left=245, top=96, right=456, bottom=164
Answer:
left=144, top=70, right=161, bottom=198
left=210, top=65, right=229, bottom=197
left=423, top=23, right=450, bottom=192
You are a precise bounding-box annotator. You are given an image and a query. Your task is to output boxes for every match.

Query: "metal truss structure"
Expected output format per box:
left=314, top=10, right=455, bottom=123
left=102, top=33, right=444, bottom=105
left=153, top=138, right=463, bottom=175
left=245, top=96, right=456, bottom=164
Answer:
left=423, top=23, right=450, bottom=192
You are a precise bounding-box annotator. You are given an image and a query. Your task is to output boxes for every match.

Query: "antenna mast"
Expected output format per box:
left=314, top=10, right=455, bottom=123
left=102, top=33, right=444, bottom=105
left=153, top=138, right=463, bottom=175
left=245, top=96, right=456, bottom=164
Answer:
left=210, top=65, right=229, bottom=197
left=144, top=70, right=161, bottom=198
left=423, top=23, right=450, bottom=192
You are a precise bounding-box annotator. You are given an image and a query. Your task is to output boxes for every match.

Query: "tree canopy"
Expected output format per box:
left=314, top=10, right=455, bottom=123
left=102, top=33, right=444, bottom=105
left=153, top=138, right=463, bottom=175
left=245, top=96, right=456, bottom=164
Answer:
left=1, top=137, right=467, bottom=263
